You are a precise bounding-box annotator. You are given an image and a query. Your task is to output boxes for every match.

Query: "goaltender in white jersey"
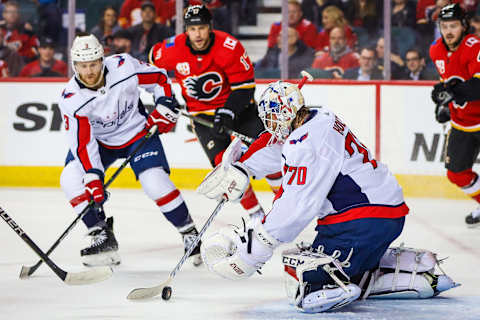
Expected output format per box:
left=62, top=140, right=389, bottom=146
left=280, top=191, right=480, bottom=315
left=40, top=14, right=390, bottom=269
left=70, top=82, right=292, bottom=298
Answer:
left=59, top=34, right=202, bottom=267
left=198, top=80, right=458, bottom=313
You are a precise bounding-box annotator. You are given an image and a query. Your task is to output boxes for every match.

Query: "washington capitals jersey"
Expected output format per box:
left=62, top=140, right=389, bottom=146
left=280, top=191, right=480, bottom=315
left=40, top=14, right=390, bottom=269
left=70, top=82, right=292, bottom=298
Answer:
left=150, top=30, right=255, bottom=113
left=430, top=35, right=480, bottom=131
left=239, top=108, right=408, bottom=243
left=59, top=53, right=172, bottom=173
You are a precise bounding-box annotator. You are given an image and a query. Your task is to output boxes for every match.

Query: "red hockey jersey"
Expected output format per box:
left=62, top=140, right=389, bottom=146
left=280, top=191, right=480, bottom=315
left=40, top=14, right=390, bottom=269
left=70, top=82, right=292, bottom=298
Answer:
left=430, top=35, right=480, bottom=131
left=150, top=30, right=255, bottom=113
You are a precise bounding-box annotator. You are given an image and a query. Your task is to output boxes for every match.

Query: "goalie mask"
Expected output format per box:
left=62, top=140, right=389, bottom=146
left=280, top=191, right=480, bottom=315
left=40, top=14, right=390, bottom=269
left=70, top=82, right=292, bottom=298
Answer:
left=258, top=81, right=305, bottom=143
left=70, top=34, right=105, bottom=88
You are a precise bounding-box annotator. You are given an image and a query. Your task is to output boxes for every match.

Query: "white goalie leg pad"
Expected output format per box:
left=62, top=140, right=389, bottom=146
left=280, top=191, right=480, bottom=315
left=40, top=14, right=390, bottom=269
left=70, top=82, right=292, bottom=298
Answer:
left=201, top=224, right=275, bottom=280
left=197, top=161, right=250, bottom=202
left=282, top=244, right=360, bottom=313
left=363, top=245, right=459, bottom=299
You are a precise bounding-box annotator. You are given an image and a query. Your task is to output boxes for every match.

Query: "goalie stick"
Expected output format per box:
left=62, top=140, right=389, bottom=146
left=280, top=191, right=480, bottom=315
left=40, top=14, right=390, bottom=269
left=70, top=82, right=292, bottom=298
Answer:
left=1, top=206, right=112, bottom=284
left=19, top=125, right=158, bottom=279
left=127, top=197, right=227, bottom=300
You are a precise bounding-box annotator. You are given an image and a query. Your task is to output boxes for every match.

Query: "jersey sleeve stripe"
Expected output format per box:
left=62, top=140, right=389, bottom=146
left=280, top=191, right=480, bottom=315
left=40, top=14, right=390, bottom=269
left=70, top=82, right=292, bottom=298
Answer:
left=137, top=72, right=172, bottom=96
left=75, top=115, right=93, bottom=172
left=240, top=132, right=271, bottom=162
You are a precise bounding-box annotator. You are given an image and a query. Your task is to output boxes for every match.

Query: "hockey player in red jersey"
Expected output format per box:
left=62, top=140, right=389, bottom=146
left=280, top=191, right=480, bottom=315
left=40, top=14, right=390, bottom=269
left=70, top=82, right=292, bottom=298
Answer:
left=150, top=4, right=282, bottom=218
left=59, top=34, right=202, bottom=267
left=430, top=3, right=480, bottom=227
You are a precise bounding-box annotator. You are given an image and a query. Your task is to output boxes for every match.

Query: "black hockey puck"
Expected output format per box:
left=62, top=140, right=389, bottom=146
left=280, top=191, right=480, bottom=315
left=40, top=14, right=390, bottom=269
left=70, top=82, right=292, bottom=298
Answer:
left=162, top=286, right=172, bottom=301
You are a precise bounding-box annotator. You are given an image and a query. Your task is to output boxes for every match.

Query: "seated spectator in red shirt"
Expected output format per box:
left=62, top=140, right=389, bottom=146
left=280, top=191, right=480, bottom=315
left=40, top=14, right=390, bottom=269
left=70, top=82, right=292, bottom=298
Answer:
left=256, top=27, right=315, bottom=78
left=315, top=5, right=357, bottom=52
left=19, top=37, right=67, bottom=77
left=267, top=0, right=318, bottom=49
left=312, top=26, right=359, bottom=78
left=91, top=6, right=122, bottom=46
left=128, top=1, right=172, bottom=62
left=119, top=0, right=171, bottom=28
left=0, top=1, right=38, bottom=62
left=0, top=25, right=23, bottom=76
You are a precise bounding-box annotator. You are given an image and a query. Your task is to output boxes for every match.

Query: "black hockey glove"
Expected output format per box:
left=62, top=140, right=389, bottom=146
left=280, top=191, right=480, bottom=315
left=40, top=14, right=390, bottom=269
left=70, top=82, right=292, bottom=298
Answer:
left=212, top=107, right=235, bottom=137
left=431, top=82, right=454, bottom=106
left=435, top=104, right=450, bottom=124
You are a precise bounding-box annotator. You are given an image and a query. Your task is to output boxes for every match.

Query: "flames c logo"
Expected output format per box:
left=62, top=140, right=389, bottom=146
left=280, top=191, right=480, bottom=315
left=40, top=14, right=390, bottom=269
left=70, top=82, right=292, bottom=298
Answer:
left=183, top=72, right=223, bottom=101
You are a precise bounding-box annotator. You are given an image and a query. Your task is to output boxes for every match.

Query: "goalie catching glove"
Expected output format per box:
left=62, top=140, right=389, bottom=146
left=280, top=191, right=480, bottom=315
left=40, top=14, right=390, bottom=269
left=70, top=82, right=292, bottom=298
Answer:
left=146, top=96, right=179, bottom=133
left=200, top=219, right=281, bottom=280
left=197, top=137, right=250, bottom=202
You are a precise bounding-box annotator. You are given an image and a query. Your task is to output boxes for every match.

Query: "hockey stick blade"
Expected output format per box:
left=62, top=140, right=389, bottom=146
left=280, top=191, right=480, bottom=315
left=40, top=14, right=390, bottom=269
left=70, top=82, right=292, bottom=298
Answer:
left=64, top=266, right=113, bottom=285
left=1, top=206, right=113, bottom=285
left=127, top=278, right=172, bottom=300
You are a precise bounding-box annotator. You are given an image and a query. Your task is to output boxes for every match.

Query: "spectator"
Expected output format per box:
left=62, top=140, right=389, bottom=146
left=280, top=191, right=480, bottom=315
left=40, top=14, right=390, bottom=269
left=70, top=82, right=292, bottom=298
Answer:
left=400, top=48, right=437, bottom=80
left=301, top=0, right=344, bottom=28
left=312, top=26, right=359, bottom=78
left=90, top=6, right=122, bottom=46
left=471, top=15, right=480, bottom=37
left=376, top=36, right=405, bottom=79
left=256, top=27, right=315, bottom=78
left=267, top=0, right=318, bottom=49
left=392, top=0, right=416, bottom=28
left=0, top=58, right=7, bottom=77
left=109, top=28, right=133, bottom=55
left=315, top=5, right=358, bottom=52
left=119, top=0, right=169, bottom=28
left=128, top=1, right=172, bottom=62
left=0, top=26, right=24, bottom=76
left=36, top=0, right=62, bottom=44
left=19, top=37, right=67, bottom=77
left=0, top=1, right=39, bottom=62
left=344, top=46, right=383, bottom=80
left=344, top=0, right=382, bottom=36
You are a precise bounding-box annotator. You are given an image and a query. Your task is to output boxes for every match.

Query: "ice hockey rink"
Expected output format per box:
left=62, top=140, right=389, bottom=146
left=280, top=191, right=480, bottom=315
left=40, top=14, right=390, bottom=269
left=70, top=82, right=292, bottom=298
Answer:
left=1, top=187, right=479, bottom=320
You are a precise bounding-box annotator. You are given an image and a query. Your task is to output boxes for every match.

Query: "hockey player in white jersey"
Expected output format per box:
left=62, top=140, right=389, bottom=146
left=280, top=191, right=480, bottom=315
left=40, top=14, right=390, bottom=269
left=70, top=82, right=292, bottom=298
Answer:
left=59, top=34, right=202, bottom=267
left=198, top=80, right=458, bottom=313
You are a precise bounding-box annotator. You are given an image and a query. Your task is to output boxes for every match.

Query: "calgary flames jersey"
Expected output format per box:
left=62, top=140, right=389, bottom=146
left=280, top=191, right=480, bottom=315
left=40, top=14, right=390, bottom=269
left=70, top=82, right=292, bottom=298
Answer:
left=150, top=30, right=255, bottom=113
left=430, top=35, right=480, bottom=131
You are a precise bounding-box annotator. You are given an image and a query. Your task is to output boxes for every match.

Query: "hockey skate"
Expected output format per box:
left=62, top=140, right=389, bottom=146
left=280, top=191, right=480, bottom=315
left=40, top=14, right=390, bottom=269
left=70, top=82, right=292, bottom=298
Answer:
left=181, top=226, right=203, bottom=267
left=81, top=217, right=121, bottom=267
left=465, top=207, right=480, bottom=227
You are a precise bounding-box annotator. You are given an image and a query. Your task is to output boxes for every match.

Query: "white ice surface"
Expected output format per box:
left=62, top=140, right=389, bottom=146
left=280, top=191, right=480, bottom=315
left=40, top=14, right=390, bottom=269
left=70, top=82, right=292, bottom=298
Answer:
left=1, top=188, right=479, bottom=320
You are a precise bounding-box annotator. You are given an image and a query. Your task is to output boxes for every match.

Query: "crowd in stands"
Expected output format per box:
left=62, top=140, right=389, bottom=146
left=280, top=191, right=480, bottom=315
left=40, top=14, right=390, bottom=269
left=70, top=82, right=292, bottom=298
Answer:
left=1, top=0, right=480, bottom=80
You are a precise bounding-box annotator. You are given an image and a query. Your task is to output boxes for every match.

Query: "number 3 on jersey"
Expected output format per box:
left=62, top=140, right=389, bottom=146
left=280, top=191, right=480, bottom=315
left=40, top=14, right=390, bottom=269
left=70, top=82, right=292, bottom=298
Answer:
left=345, top=131, right=377, bottom=169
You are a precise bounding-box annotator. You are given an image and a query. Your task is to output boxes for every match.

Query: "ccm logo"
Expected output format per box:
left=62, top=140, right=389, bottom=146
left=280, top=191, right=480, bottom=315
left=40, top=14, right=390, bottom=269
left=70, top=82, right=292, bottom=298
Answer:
left=230, top=263, right=245, bottom=275
left=282, top=256, right=305, bottom=267
left=0, top=209, right=25, bottom=236
left=134, top=151, right=159, bottom=162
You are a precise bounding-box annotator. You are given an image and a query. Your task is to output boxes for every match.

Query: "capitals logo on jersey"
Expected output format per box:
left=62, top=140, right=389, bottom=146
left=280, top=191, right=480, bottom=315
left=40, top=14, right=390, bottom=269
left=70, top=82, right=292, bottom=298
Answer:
left=183, top=72, right=223, bottom=101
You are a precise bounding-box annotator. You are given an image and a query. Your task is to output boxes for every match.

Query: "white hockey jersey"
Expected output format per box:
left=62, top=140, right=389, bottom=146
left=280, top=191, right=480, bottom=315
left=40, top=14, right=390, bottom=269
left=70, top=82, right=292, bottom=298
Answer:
left=59, top=53, right=172, bottom=173
left=240, top=107, right=409, bottom=243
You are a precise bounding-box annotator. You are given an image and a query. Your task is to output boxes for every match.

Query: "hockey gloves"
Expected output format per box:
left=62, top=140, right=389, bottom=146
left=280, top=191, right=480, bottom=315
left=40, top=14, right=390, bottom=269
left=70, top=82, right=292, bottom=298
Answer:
left=83, top=170, right=105, bottom=204
left=431, top=82, right=454, bottom=107
left=435, top=104, right=451, bottom=124
left=213, top=107, right=235, bottom=137
left=146, top=96, right=179, bottom=133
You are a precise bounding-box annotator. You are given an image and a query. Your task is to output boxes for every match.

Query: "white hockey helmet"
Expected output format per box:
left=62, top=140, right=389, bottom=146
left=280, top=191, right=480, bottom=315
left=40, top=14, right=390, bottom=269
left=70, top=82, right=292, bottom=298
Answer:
left=70, top=34, right=105, bottom=85
left=257, top=81, right=305, bottom=143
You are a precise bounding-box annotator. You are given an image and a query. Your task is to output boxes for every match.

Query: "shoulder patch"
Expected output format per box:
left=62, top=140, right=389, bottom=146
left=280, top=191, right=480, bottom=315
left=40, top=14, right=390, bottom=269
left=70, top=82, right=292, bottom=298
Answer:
left=61, top=88, right=75, bottom=99
left=166, top=36, right=175, bottom=48
left=223, top=37, right=237, bottom=50
left=466, top=36, right=480, bottom=47
left=289, top=133, right=309, bottom=145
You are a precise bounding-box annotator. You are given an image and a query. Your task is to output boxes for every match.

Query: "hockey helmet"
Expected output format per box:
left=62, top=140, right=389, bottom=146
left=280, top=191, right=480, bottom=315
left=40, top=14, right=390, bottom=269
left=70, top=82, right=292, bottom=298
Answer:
left=184, top=4, right=212, bottom=27
left=438, top=3, right=469, bottom=29
left=70, top=34, right=105, bottom=86
left=258, top=81, right=305, bottom=143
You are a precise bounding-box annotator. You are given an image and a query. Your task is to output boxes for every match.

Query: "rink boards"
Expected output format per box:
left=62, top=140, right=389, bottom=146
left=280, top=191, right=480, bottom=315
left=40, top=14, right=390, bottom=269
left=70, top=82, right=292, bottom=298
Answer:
left=0, top=79, right=469, bottom=199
